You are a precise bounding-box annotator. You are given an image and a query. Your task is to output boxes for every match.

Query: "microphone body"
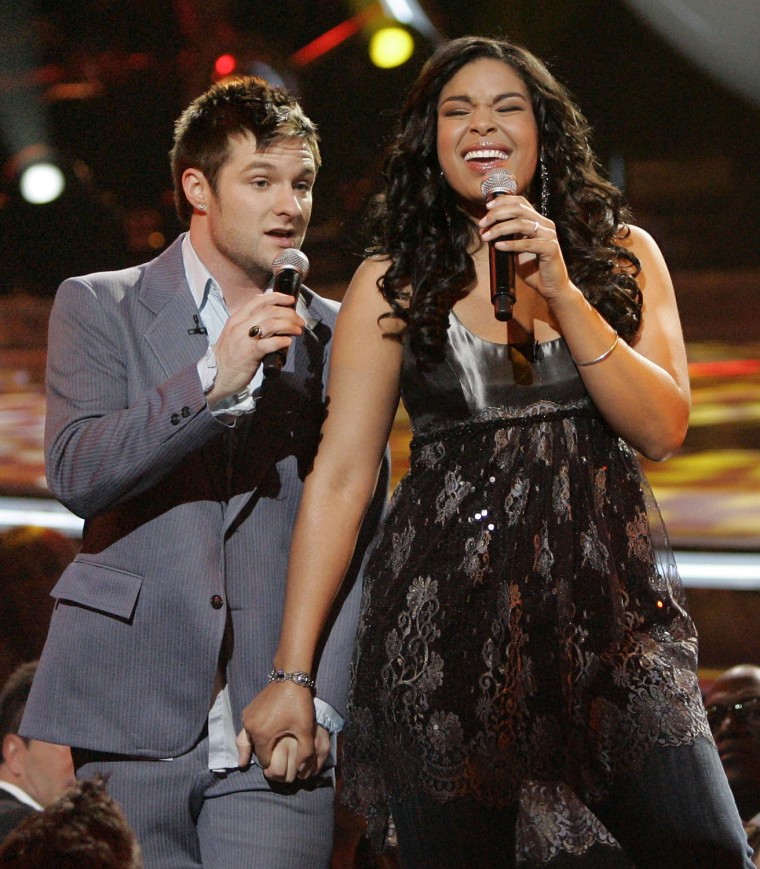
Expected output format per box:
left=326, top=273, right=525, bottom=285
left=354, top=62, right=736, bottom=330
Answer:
left=481, top=170, right=518, bottom=322
left=262, top=249, right=310, bottom=375
left=488, top=240, right=515, bottom=322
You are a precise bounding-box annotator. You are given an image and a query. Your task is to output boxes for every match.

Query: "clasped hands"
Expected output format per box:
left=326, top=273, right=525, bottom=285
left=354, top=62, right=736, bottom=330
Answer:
left=236, top=681, right=328, bottom=783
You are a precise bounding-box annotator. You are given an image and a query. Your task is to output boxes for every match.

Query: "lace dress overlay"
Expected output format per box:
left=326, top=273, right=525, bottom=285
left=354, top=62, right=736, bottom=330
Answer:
left=341, top=314, right=711, bottom=863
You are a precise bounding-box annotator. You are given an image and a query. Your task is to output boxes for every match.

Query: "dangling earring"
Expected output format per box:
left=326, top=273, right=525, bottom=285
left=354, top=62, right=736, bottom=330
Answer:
left=438, top=169, right=452, bottom=225
left=539, top=154, right=550, bottom=217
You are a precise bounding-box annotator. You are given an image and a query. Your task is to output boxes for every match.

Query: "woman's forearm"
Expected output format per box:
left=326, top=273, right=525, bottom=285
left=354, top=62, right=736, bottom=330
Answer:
left=273, top=463, right=383, bottom=675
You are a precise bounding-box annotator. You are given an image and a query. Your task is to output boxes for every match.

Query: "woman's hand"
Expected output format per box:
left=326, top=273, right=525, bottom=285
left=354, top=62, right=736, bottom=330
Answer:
left=238, top=681, right=318, bottom=782
left=478, top=195, right=572, bottom=302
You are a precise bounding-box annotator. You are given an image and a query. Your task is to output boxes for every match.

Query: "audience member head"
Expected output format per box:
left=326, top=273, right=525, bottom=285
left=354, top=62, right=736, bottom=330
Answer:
left=0, top=526, right=77, bottom=667
left=0, top=661, right=75, bottom=808
left=0, top=777, right=142, bottom=868
left=170, top=74, right=321, bottom=226
left=705, top=664, right=760, bottom=820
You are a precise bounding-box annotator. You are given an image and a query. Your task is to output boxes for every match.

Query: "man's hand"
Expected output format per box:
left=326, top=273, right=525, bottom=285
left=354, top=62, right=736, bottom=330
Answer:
left=246, top=725, right=331, bottom=783
left=206, top=292, right=305, bottom=407
left=238, top=681, right=318, bottom=783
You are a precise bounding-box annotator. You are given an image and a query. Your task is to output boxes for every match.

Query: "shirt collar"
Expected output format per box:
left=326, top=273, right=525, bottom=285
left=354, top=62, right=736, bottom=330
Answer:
left=182, top=234, right=282, bottom=312
left=0, top=781, right=43, bottom=811
left=182, top=234, right=219, bottom=309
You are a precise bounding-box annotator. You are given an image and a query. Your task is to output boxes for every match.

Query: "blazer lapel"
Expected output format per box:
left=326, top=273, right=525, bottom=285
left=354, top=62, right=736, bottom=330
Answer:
left=140, top=236, right=210, bottom=378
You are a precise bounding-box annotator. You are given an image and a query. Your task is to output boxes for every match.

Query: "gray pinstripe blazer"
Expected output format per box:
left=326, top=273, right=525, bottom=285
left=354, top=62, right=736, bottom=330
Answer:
left=21, top=235, right=385, bottom=758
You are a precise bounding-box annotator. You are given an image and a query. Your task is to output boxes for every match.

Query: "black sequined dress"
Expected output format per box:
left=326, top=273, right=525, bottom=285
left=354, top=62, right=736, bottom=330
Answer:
left=341, top=313, right=711, bottom=863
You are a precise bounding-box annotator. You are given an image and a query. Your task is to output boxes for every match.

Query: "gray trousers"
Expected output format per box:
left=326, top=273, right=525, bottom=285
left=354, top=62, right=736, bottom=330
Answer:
left=73, top=734, right=334, bottom=869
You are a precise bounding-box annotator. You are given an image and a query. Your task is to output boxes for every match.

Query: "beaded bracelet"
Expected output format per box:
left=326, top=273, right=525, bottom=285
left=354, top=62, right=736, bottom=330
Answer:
left=572, top=332, right=619, bottom=367
left=267, top=668, right=316, bottom=690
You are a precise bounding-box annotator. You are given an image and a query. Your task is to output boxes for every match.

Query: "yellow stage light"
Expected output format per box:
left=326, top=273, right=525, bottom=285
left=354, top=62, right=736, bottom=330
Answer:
left=369, top=26, right=414, bottom=69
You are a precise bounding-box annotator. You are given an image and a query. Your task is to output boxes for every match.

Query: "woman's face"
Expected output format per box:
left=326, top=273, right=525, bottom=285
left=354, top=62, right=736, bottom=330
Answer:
left=436, top=57, right=539, bottom=217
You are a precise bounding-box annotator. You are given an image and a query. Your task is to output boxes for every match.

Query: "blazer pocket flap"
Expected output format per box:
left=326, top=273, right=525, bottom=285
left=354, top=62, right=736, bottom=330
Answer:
left=51, top=561, right=143, bottom=620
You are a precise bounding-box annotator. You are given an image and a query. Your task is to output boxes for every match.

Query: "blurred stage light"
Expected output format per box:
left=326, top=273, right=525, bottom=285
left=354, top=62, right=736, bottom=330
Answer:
left=291, top=1, right=441, bottom=68
left=379, top=0, right=443, bottom=44
left=369, top=26, right=415, bottom=68
left=4, top=145, right=67, bottom=204
left=291, top=4, right=382, bottom=67
left=18, top=161, right=66, bottom=204
left=0, top=498, right=83, bottom=537
left=379, top=0, right=415, bottom=23
left=0, top=152, right=129, bottom=296
left=214, top=53, right=238, bottom=78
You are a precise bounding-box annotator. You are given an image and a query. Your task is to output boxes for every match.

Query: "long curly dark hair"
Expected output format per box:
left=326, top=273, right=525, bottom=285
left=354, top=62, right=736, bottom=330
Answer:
left=367, top=36, right=642, bottom=367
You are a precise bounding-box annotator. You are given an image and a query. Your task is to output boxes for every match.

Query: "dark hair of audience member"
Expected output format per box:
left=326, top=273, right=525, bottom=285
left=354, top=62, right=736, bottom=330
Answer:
left=0, top=777, right=142, bottom=868
left=0, top=662, right=35, bottom=741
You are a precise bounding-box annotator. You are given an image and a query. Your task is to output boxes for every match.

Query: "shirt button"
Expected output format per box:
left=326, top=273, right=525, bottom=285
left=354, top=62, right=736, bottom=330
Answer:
left=210, top=595, right=224, bottom=609
left=170, top=413, right=181, bottom=425
left=181, top=406, right=191, bottom=418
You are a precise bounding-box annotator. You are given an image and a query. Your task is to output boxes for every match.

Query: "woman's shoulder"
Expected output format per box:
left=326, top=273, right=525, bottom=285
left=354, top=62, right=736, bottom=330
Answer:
left=354, top=254, right=392, bottom=282
left=340, top=256, right=406, bottom=336
left=614, top=223, right=676, bottom=308
left=615, top=223, right=661, bottom=257
left=343, top=256, right=394, bottom=308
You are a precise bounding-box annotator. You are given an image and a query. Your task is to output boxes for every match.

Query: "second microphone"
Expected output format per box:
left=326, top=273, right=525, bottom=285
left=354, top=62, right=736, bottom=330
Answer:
left=481, top=169, right=518, bottom=322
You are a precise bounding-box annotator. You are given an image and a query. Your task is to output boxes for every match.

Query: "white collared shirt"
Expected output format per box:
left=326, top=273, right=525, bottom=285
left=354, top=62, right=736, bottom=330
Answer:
left=0, top=781, right=42, bottom=811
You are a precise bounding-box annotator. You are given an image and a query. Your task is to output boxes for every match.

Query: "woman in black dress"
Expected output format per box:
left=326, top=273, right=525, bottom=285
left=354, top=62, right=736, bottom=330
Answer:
left=243, top=36, right=753, bottom=868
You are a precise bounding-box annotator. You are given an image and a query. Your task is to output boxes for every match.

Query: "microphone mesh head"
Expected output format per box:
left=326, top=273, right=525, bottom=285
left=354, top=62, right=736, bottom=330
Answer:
left=272, top=248, right=309, bottom=278
left=481, top=170, right=518, bottom=200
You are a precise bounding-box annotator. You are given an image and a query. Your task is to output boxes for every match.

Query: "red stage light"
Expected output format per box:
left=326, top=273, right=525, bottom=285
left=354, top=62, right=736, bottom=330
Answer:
left=291, top=3, right=383, bottom=67
left=214, top=54, right=237, bottom=77
left=688, top=359, right=760, bottom=378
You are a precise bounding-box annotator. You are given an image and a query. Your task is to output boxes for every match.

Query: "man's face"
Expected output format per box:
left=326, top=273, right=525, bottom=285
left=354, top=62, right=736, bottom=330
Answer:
left=202, top=132, right=316, bottom=290
left=21, top=739, right=76, bottom=807
left=705, top=666, right=760, bottom=814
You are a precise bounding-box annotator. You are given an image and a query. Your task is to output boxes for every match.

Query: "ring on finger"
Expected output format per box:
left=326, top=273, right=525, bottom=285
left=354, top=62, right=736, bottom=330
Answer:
left=531, top=220, right=539, bottom=237
left=248, top=325, right=261, bottom=339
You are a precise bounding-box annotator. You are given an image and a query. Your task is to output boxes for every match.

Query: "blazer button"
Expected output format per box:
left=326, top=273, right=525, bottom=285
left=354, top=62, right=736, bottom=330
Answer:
left=210, top=595, right=224, bottom=609
left=181, top=406, right=191, bottom=418
left=170, top=413, right=181, bottom=425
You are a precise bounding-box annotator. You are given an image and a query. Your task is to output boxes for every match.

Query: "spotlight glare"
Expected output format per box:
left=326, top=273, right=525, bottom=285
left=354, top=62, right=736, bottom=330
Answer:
left=369, top=27, right=414, bottom=69
left=214, top=54, right=237, bottom=77
left=380, top=0, right=415, bottom=23
left=19, top=162, right=66, bottom=204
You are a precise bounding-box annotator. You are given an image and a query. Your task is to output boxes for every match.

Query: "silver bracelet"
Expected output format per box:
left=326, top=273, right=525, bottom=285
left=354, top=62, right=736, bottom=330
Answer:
left=267, top=668, right=316, bottom=690
left=572, top=331, right=619, bottom=367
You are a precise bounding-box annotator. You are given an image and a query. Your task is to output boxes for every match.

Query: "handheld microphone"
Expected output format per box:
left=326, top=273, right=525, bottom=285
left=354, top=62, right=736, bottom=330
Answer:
left=481, top=170, right=518, bottom=322
left=262, top=248, right=310, bottom=375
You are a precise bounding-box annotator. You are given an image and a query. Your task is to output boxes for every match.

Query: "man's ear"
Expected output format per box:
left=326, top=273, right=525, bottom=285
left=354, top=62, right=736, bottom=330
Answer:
left=182, top=168, right=209, bottom=214
left=1, top=734, right=26, bottom=776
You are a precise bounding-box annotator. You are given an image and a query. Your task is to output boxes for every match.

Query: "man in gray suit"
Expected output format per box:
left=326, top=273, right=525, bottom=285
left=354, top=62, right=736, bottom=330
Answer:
left=21, top=76, right=385, bottom=868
